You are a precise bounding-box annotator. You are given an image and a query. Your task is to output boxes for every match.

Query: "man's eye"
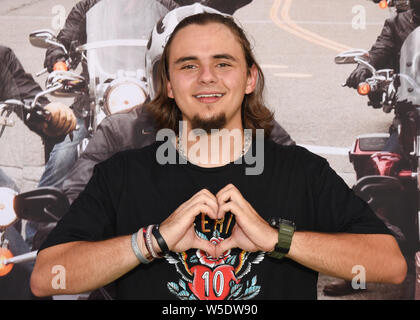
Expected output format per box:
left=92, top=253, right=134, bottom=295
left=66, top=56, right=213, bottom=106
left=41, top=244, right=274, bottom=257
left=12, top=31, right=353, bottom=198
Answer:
left=217, top=63, right=231, bottom=68
left=181, top=65, right=196, bottom=70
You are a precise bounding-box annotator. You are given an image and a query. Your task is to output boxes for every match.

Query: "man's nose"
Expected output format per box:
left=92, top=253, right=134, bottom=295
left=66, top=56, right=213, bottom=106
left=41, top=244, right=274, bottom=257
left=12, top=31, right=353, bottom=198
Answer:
left=198, top=65, right=217, bottom=84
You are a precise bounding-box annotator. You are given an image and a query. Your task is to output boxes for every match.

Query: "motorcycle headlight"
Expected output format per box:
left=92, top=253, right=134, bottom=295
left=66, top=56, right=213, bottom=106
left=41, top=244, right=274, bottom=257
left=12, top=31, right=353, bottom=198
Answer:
left=0, top=187, right=18, bottom=229
left=104, top=78, right=147, bottom=115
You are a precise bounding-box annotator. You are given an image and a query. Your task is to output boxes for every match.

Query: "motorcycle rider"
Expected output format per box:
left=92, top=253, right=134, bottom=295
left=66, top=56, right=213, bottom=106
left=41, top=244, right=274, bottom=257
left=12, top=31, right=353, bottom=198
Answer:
left=0, top=45, right=75, bottom=299
left=0, top=45, right=76, bottom=142
left=324, top=0, right=420, bottom=297
left=0, top=45, right=76, bottom=186
left=346, top=0, right=420, bottom=88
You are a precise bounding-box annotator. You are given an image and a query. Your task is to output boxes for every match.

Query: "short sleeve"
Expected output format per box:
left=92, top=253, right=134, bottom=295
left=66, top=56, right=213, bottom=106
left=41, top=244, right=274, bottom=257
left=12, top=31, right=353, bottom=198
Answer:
left=39, top=159, right=120, bottom=252
left=309, top=155, right=390, bottom=235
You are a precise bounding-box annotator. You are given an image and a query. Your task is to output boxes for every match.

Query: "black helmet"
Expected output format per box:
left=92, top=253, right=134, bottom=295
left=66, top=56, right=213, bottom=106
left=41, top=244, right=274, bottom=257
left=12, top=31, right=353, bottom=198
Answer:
left=411, top=0, right=420, bottom=13
left=395, top=0, right=410, bottom=12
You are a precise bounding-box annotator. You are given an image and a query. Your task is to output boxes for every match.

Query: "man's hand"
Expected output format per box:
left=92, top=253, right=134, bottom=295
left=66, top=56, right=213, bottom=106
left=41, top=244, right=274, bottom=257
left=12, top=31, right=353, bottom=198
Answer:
left=42, top=102, right=77, bottom=137
left=345, top=65, right=372, bottom=89
left=214, top=184, right=277, bottom=257
left=44, top=48, right=67, bottom=73
left=159, top=189, right=220, bottom=256
left=159, top=185, right=277, bottom=258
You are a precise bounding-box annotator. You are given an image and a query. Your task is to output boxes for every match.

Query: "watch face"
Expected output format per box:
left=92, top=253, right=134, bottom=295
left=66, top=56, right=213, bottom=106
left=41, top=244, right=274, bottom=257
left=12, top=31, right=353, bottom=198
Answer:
left=268, top=217, right=296, bottom=229
left=280, top=219, right=295, bottom=227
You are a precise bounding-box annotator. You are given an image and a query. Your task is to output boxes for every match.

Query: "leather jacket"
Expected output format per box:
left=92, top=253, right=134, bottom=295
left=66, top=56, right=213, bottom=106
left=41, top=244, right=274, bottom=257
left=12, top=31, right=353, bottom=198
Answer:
left=0, top=45, right=52, bottom=139
left=368, top=9, right=420, bottom=71
left=62, top=106, right=295, bottom=203
left=0, top=46, right=49, bottom=106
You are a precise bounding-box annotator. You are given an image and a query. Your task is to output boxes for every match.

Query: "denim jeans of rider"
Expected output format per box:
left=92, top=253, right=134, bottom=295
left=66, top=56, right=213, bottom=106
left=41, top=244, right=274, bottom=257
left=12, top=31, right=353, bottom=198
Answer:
left=25, top=116, right=88, bottom=247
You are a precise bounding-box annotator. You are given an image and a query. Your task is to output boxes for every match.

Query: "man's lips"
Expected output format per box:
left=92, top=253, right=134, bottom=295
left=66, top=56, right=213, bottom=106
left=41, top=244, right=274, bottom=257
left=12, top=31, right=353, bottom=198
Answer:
left=193, top=92, right=225, bottom=104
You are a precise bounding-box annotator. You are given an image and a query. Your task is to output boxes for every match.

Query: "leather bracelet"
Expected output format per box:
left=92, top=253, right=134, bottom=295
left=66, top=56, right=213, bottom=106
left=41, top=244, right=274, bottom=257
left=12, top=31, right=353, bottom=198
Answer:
left=152, top=224, right=170, bottom=255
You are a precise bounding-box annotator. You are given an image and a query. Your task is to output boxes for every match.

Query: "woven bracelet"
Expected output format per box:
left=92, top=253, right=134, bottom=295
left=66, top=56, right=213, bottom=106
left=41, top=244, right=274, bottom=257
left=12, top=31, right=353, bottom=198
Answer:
left=131, top=230, right=151, bottom=264
left=144, top=224, right=162, bottom=259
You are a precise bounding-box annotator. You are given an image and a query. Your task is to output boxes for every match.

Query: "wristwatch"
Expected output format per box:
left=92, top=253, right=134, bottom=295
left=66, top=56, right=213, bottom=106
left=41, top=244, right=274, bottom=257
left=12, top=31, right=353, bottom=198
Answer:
left=268, top=218, right=296, bottom=260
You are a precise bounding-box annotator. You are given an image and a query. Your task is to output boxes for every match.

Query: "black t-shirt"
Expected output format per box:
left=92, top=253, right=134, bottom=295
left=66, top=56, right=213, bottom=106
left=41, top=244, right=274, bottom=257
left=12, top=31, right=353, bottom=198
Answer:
left=40, top=139, right=390, bottom=300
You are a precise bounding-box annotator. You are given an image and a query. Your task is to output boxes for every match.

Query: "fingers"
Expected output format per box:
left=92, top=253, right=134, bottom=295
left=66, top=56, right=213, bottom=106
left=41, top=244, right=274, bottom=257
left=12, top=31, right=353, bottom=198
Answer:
left=193, top=237, right=217, bottom=258
left=346, top=68, right=372, bottom=90
left=218, top=200, right=241, bottom=223
left=216, top=184, right=277, bottom=253
left=214, top=237, right=236, bottom=258
left=184, top=189, right=219, bottom=220
left=216, top=184, right=245, bottom=210
left=161, top=185, right=272, bottom=256
left=160, top=189, right=219, bottom=251
left=345, top=75, right=358, bottom=89
left=43, top=103, right=76, bottom=137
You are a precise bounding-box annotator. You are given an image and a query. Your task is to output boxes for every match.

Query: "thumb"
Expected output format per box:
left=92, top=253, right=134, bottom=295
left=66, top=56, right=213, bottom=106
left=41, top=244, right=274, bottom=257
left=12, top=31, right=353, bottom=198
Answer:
left=215, top=237, right=237, bottom=258
left=193, top=237, right=217, bottom=258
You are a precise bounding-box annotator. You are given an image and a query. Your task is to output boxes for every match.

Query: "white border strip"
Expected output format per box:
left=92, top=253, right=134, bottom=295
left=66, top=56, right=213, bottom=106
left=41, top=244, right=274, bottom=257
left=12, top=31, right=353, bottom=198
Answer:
left=298, top=144, right=350, bottom=156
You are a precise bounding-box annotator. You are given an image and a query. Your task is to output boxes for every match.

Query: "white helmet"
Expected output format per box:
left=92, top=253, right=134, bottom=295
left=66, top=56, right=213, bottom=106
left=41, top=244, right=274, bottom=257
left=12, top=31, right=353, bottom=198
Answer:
left=145, top=3, right=225, bottom=99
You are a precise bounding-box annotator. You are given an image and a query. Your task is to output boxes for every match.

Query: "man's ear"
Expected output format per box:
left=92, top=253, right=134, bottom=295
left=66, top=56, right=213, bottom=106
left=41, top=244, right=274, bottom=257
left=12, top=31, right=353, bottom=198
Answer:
left=167, top=79, right=174, bottom=99
left=245, top=64, right=258, bottom=94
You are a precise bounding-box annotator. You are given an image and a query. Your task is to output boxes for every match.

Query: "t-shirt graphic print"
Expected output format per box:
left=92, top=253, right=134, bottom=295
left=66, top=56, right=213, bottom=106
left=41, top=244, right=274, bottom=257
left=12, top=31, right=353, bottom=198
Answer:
left=165, top=212, right=264, bottom=300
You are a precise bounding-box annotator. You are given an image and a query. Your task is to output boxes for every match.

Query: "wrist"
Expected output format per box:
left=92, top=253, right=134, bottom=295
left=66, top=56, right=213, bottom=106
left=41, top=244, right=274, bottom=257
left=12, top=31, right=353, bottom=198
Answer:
left=136, top=230, right=154, bottom=262
left=151, top=233, right=162, bottom=255
left=143, top=225, right=165, bottom=259
left=268, top=226, right=279, bottom=253
left=267, top=218, right=296, bottom=260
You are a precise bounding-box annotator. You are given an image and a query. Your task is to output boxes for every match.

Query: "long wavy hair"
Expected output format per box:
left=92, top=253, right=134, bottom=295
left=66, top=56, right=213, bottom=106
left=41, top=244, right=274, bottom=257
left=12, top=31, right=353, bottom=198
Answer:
left=146, top=12, right=274, bottom=137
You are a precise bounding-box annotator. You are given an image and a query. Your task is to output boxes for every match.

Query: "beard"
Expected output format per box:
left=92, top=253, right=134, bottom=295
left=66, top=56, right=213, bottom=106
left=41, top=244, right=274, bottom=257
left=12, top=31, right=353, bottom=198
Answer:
left=190, top=113, right=227, bottom=134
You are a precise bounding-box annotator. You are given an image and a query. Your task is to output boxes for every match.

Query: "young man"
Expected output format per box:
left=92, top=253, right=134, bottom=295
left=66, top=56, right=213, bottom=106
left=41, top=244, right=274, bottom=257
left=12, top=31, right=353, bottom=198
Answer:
left=60, top=3, right=294, bottom=205
left=31, top=13, right=406, bottom=300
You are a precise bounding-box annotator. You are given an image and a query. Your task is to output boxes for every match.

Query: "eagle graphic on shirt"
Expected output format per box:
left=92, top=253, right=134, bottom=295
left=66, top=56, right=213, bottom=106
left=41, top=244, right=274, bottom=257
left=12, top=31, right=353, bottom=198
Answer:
left=165, top=212, right=264, bottom=300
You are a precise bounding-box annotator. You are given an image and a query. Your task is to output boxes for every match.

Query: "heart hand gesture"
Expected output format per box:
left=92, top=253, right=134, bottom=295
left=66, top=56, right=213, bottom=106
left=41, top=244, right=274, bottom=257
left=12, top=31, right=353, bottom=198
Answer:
left=158, top=184, right=278, bottom=258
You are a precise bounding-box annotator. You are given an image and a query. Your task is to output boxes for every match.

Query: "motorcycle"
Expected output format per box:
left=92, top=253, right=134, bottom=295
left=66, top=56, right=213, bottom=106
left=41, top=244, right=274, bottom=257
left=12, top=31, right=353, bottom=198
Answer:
left=0, top=98, right=70, bottom=299
left=28, top=0, right=166, bottom=156
left=335, top=26, right=420, bottom=299
left=0, top=186, right=69, bottom=299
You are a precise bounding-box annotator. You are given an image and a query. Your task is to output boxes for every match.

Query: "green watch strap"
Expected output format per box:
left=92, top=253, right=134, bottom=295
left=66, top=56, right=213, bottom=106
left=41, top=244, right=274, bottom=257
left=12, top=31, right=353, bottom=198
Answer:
left=268, top=223, right=295, bottom=260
